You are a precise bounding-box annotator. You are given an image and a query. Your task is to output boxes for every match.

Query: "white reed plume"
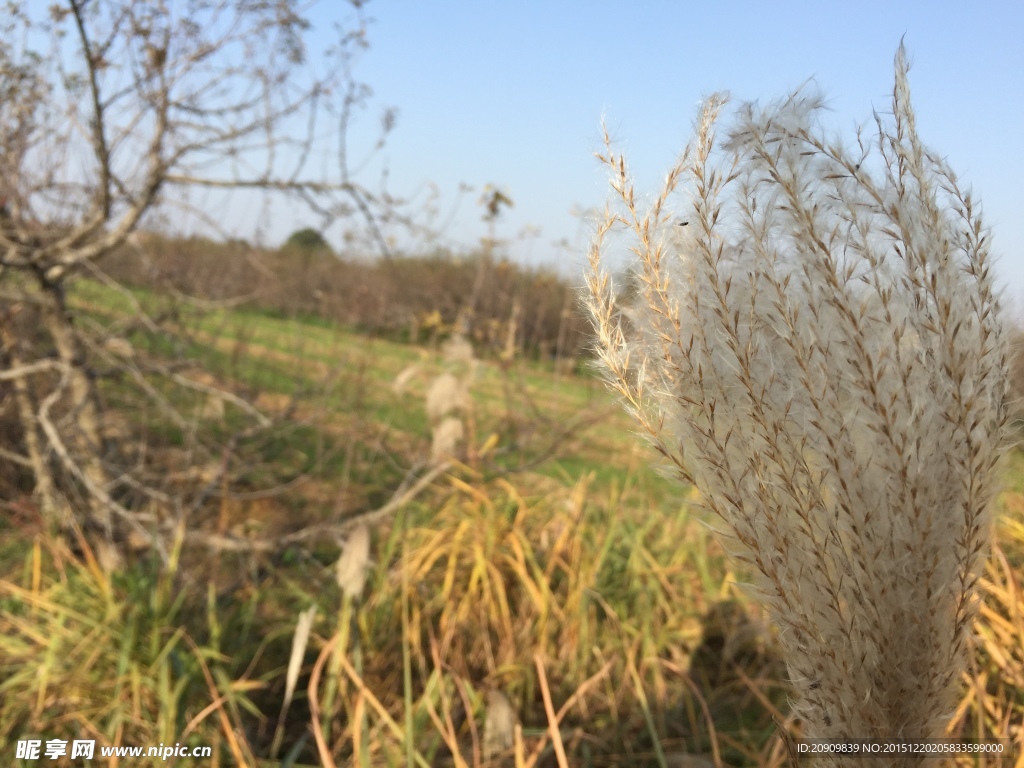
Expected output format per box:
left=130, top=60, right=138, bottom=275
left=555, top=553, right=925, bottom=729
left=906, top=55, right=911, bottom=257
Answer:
left=441, top=334, right=475, bottom=365
left=483, top=689, right=516, bottom=760
left=430, top=416, right=465, bottom=463
left=336, top=524, right=372, bottom=601
left=425, top=372, right=469, bottom=424
left=584, top=44, right=1008, bottom=764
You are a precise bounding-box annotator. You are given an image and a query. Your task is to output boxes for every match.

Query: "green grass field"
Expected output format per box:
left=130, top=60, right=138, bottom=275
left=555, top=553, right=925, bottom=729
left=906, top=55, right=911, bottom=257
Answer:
left=1, top=278, right=1021, bottom=767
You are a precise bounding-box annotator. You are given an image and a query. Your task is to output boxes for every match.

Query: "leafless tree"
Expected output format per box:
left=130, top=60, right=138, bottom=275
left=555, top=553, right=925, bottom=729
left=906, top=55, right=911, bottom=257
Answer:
left=0, top=0, right=401, bottom=559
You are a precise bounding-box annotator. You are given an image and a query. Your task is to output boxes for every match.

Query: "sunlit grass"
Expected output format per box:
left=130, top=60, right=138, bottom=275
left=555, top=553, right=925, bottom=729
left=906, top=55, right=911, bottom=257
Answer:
left=0, top=277, right=1018, bottom=765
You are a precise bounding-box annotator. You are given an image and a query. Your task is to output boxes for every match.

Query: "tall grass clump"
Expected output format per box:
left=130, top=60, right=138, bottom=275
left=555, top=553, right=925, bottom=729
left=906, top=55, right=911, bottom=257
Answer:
left=584, top=45, right=1009, bottom=763
left=0, top=532, right=258, bottom=765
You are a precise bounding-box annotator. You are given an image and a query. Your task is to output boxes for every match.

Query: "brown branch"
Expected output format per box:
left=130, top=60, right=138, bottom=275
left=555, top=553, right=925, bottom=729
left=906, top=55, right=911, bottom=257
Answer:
left=185, top=460, right=452, bottom=554
left=36, top=366, right=166, bottom=561
left=0, top=359, right=65, bottom=381
left=68, top=0, right=113, bottom=220
left=162, top=174, right=359, bottom=193
left=0, top=447, right=33, bottom=468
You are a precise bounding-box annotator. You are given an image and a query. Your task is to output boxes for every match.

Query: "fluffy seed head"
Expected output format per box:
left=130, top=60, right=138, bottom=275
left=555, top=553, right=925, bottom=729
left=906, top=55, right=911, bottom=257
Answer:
left=584, top=44, right=1008, bottom=756
left=430, top=416, right=464, bottom=463
left=425, top=372, right=469, bottom=424
left=483, top=689, right=516, bottom=759
left=442, top=335, right=475, bottom=365
left=336, top=524, right=372, bottom=600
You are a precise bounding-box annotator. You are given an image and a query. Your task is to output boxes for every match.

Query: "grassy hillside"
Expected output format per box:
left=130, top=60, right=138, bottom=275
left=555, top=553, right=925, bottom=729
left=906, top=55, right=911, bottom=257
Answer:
left=0, top=277, right=1021, bottom=767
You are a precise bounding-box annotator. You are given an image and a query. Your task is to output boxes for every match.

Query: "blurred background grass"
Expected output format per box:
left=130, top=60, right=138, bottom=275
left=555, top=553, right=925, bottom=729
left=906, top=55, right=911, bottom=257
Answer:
left=1, top=270, right=1021, bottom=767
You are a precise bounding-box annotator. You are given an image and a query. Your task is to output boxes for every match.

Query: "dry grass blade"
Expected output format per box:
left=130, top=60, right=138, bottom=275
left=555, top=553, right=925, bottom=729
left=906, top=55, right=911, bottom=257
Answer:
left=307, top=631, right=340, bottom=768
left=533, top=653, right=570, bottom=768
left=178, top=632, right=256, bottom=767
left=422, top=637, right=470, bottom=768
left=308, top=636, right=432, bottom=768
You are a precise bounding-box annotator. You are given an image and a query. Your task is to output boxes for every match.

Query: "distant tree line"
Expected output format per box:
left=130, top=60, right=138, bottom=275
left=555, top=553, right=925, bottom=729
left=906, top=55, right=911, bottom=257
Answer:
left=101, top=232, right=591, bottom=364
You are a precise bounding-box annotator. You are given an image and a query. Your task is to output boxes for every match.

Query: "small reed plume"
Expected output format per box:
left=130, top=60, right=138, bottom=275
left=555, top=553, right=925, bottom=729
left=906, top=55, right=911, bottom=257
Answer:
left=483, top=689, right=516, bottom=761
left=442, top=334, right=476, bottom=366
left=426, top=372, right=470, bottom=425
left=424, top=334, right=478, bottom=464
left=584, top=44, right=1008, bottom=765
left=336, top=524, right=372, bottom=601
left=430, top=416, right=465, bottom=462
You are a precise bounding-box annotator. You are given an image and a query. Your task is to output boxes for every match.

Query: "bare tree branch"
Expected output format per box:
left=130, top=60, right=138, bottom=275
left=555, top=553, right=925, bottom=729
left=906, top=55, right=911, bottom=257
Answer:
left=0, top=0, right=409, bottom=559
left=0, top=359, right=65, bottom=381
left=187, top=460, right=452, bottom=554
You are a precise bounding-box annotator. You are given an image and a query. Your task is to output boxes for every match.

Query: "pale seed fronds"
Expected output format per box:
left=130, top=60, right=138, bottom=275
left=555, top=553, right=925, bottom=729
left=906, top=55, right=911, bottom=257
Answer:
left=483, top=689, right=516, bottom=760
left=94, top=538, right=123, bottom=574
left=336, top=524, right=372, bottom=601
left=584, top=44, right=1008, bottom=758
left=425, top=372, right=470, bottom=424
left=442, top=334, right=475, bottom=365
left=102, top=337, right=134, bottom=358
left=501, top=300, right=521, bottom=362
left=430, top=416, right=465, bottom=464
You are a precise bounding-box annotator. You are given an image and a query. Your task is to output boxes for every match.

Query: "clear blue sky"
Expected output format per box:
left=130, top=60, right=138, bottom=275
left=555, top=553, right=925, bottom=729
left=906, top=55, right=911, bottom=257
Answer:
left=257, top=1, right=1024, bottom=314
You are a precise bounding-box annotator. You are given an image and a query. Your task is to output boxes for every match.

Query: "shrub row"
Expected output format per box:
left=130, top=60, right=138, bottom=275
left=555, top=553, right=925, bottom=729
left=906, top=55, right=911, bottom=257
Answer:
left=102, top=234, right=591, bottom=363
